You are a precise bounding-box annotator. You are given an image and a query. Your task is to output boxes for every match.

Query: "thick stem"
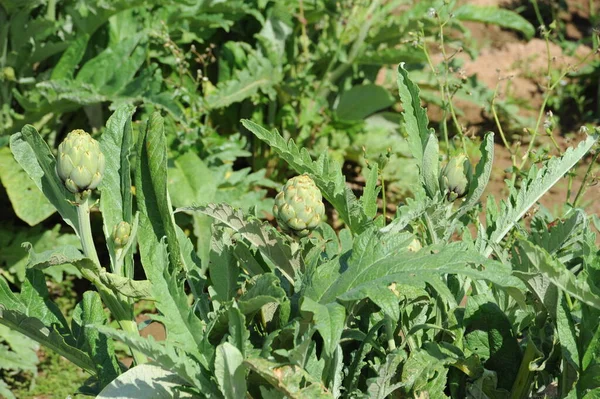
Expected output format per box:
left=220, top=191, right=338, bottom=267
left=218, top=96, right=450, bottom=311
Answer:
left=76, top=196, right=101, bottom=267
left=76, top=196, right=146, bottom=365
left=384, top=316, right=396, bottom=351
left=510, top=339, right=537, bottom=399
left=46, top=0, right=56, bottom=21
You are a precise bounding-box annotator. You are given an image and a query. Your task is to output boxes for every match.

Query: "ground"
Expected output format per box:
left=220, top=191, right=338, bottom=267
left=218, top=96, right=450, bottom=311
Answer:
left=439, top=0, right=598, bottom=218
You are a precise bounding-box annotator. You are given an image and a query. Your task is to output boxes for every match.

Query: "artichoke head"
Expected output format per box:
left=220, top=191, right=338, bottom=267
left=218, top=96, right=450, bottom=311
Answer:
left=439, top=154, right=472, bottom=201
left=112, top=221, right=131, bottom=248
left=273, top=175, right=325, bottom=237
left=56, top=129, right=105, bottom=194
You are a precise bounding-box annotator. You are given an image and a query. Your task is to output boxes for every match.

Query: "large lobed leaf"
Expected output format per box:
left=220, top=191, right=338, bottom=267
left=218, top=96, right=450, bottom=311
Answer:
left=0, top=271, right=95, bottom=374
left=133, top=113, right=206, bottom=353
left=316, top=229, right=526, bottom=307
left=517, top=239, right=600, bottom=310
left=95, top=326, right=218, bottom=396
left=484, top=134, right=597, bottom=257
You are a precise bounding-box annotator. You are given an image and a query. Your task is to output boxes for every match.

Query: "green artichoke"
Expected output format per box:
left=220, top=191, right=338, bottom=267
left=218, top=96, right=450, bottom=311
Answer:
left=439, top=154, right=472, bottom=201
left=112, top=221, right=131, bottom=248
left=273, top=175, right=325, bottom=237
left=56, top=129, right=105, bottom=194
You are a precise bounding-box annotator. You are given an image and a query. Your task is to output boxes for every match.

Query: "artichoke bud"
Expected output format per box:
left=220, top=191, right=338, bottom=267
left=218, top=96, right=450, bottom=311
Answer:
left=439, top=154, right=472, bottom=201
left=112, top=221, right=131, bottom=248
left=56, top=129, right=105, bottom=194
left=273, top=175, right=325, bottom=237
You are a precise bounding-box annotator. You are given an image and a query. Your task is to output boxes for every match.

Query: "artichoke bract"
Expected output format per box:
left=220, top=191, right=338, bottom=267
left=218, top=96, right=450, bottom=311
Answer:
left=112, top=221, right=131, bottom=248
left=56, top=129, right=105, bottom=194
left=273, top=175, right=325, bottom=237
left=439, top=154, right=472, bottom=201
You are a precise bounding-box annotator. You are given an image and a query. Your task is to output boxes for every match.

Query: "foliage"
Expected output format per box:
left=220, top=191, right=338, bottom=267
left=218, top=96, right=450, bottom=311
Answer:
left=1, top=62, right=599, bottom=397
left=2, top=0, right=600, bottom=397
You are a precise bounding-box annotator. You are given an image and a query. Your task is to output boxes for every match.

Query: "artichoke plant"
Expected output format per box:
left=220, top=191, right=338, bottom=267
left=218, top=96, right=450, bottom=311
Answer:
left=112, top=221, right=131, bottom=248
left=439, top=154, right=472, bottom=201
left=273, top=175, right=325, bottom=237
left=56, top=129, right=105, bottom=194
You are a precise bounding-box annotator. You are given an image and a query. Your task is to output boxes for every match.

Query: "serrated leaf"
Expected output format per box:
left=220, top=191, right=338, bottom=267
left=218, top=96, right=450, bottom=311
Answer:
left=366, top=349, right=406, bottom=398
left=361, top=165, right=379, bottom=219
left=380, top=192, right=433, bottom=234
left=51, top=33, right=90, bottom=80
left=401, top=344, right=453, bottom=398
left=397, top=64, right=430, bottom=167
left=517, top=239, right=600, bottom=310
left=227, top=307, right=249, bottom=357
left=0, top=324, right=39, bottom=372
left=0, top=379, right=15, bottom=399
left=530, top=209, right=586, bottom=255
left=320, top=232, right=526, bottom=306
left=463, top=296, right=521, bottom=390
left=556, top=292, right=579, bottom=393
left=209, top=227, right=238, bottom=302
left=485, top=135, right=597, bottom=257
left=134, top=112, right=183, bottom=271
left=238, top=273, right=286, bottom=315
left=76, top=34, right=147, bottom=96
left=0, top=274, right=95, bottom=374
left=206, top=53, right=281, bottom=109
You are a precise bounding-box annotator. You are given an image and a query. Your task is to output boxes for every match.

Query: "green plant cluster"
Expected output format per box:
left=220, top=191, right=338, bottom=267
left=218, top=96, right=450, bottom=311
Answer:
left=2, top=0, right=600, bottom=398
left=1, top=65, right=599, bottom=398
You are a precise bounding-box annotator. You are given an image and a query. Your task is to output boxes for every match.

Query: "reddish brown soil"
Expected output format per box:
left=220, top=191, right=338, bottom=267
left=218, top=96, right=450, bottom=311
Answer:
left=440, top=0, right=599, bottom=219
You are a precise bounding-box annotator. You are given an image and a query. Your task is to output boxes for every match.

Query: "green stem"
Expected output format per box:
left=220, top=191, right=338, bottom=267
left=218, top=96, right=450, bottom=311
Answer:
left=76, top=196, right=146, bottom=365
left=114, top=248, right=124, bottom=277
left=572, top=150, right=599, bottom=208
left=529, top=0, right=545, bottom=32
left=384, top=316, right=396, bottom=351
left=519, top=49, right=595, bottom=170
left=46, top=0, right=56, bottom=21
left=76, top=196, right=101, bottom=267
left=424, top=212, right=438, bottom=245
left=381, top=175, right=387, bottom=226
left=510, top=339, right=537, bottom=399
left=421, top=34, right=449, bottom=151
